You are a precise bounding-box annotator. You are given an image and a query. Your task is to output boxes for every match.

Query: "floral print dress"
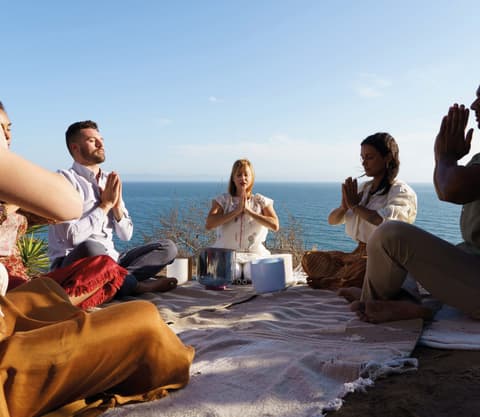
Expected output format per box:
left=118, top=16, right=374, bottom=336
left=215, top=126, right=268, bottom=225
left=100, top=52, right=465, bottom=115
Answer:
left=0, top=212, right=29, bottom=283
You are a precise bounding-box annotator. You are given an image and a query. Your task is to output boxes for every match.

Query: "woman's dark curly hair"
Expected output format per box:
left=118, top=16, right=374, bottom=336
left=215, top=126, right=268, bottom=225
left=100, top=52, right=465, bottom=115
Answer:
left=361, top=132, right=399, bottom=195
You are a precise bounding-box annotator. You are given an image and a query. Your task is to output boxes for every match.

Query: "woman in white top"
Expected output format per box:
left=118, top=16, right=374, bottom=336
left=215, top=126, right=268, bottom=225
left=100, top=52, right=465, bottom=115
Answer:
left=206, top=159, right=280, bottom=282
left=303, top=132, right=417, bottom=289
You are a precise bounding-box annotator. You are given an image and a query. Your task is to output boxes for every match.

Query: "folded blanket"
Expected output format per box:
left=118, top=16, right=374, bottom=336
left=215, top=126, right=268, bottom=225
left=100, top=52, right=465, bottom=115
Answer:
left=45, top=255, right=127, bottom=309
left=418, top=305, right=480, bottom=350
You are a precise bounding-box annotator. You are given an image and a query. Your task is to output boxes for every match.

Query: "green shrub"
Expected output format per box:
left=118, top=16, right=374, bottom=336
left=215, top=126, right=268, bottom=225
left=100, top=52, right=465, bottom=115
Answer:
left=266, top=212, right=305, bottom=268
left=143, top=203, right=216, bottom=258
left=17, top=224, right=50, bottom=276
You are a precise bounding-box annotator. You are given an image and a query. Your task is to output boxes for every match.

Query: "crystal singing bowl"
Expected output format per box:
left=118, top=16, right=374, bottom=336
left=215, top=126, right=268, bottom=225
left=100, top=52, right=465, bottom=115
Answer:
left=197, top=248, right=236, bottom=289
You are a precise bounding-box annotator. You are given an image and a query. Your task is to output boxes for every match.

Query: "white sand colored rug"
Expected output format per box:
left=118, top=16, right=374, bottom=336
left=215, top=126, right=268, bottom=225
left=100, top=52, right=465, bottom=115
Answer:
left=418, top=304, right=480, bottom=350
left=105, top=283, right=422, bottom=417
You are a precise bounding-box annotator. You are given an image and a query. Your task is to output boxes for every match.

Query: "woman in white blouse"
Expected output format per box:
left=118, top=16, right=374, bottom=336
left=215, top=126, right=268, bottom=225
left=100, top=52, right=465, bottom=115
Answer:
left=206, top=159, right=280, bottom=283
left=303, top=132, right=417, bottom=290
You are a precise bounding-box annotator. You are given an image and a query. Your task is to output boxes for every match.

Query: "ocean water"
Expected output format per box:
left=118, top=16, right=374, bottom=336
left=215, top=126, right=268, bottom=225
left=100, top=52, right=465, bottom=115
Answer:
left=115, top=182, right=463, bottom=254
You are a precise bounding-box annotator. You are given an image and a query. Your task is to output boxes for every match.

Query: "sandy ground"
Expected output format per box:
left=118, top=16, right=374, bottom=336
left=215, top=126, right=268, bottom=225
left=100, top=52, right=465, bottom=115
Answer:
left=326, top=346, right=480, bottom=417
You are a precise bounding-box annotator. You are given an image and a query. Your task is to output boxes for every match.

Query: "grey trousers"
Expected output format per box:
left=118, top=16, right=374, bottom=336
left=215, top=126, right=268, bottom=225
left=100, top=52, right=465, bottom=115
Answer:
left=362, top=220, right=480, bottom=318
left=118, top=240, right=177, bottom=280
left=53, top=239, right=177, bottom=297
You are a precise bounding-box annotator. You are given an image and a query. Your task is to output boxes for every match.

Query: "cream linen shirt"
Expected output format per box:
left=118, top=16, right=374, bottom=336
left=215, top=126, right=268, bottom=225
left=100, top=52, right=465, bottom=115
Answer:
left=342, top=179, right=417, bottom=243
left=459, top=153, right=480, bottom=255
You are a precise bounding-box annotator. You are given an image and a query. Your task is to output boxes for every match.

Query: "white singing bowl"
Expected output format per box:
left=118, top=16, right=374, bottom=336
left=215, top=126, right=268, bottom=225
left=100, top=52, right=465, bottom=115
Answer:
left=166, top=258, right=190, bottom=285
left=250, top=257, right=286, bottom=294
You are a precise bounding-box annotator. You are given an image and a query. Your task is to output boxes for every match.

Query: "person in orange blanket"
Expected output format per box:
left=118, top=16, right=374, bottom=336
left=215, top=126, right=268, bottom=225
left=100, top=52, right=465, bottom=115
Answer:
left=0, top=101, right=126, bottom=308
left=0, top=103, right=194, bottom=417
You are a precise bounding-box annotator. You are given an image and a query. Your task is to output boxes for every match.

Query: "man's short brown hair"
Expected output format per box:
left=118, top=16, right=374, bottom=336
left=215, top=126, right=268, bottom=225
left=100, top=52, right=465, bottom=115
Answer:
left=65, top=120, right=99, bottom=156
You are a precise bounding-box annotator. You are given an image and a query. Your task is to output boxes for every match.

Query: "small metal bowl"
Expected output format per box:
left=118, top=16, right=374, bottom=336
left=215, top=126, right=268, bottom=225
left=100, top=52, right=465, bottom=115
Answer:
left=197, top=248, right=236, bottom=290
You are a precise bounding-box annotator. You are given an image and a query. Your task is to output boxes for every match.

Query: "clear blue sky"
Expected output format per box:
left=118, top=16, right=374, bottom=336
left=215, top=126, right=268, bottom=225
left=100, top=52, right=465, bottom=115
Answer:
left=2, top=1, right=479, bottom=182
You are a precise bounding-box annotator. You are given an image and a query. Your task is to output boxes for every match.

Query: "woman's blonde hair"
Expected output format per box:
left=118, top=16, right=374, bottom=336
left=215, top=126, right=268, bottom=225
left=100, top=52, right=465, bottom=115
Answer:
left=228, top=159, right=255, bottom=196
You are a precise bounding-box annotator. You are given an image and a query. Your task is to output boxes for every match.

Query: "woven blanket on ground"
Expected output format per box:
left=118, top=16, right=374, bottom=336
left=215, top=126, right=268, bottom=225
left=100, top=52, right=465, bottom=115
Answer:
left=418, top=304, right=480, bottom=350
left=105, top=283, right=422, bottom=417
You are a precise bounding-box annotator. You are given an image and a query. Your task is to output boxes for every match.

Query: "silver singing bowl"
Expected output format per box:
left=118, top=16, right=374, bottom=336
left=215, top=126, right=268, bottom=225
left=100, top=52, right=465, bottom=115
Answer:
left=197, top=248, right=236, bottom=288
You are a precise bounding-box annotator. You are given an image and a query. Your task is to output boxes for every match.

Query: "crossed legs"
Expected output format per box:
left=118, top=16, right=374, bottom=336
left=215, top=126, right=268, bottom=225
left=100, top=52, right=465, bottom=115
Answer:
left=53, top=240, right=179, bottom=298
left=339, top=221, right=480, bottom=322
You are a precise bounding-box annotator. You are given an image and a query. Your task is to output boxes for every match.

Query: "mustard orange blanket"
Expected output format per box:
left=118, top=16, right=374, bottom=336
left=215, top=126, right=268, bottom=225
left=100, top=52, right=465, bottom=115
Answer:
left=0, top=278, right=194, bottom=417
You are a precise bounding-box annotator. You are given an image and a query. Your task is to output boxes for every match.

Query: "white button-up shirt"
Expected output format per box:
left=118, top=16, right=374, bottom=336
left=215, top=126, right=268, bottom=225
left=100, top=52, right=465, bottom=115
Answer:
left=342, top=179, right=417, bottom=244
left=48, top=162, right=133, bottom=263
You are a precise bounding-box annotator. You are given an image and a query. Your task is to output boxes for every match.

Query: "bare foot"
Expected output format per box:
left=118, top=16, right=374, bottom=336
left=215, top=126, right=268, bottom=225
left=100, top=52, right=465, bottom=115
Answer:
left=134, top=277, right=178, bottom=294
left=350, top=299, right=434, bottom=323
left=337, top=287, right=362, bottom=302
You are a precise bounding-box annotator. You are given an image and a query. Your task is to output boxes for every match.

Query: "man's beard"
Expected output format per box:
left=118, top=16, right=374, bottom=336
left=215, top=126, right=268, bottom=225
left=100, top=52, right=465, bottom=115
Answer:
left=80, top=148, right=105, bottom=164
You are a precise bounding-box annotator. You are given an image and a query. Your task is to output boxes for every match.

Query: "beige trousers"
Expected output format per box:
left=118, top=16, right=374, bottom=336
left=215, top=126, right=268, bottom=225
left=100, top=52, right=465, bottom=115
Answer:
left=361, top=221, right=480, bottom=318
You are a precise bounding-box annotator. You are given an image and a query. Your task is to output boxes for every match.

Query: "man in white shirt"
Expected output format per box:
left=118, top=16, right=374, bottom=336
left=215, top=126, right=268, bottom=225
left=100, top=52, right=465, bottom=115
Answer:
left=48, top=120, right=178, bottom=296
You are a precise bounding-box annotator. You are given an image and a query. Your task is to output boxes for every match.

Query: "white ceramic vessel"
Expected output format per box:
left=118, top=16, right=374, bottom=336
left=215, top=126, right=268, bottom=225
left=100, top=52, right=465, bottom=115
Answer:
left=250, top=257, right=286, bottom=294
